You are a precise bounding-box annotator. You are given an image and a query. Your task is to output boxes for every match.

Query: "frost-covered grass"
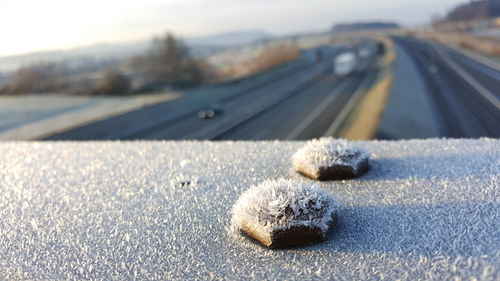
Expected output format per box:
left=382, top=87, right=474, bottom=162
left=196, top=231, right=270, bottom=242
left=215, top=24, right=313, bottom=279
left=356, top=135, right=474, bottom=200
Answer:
left=0, top=139, right=498, bottom=280
left=231, top=178, right=339, bottom=246
left=0, top=93, right=180, bottom=140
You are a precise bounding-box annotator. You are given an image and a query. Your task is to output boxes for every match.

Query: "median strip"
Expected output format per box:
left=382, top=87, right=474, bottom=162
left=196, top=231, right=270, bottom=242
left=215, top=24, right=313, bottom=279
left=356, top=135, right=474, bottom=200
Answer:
left=334, top=68, right=393, bottom=140
left=322, top=70, right=382, bottom=138
left=328, top=36, right=396, bottom=140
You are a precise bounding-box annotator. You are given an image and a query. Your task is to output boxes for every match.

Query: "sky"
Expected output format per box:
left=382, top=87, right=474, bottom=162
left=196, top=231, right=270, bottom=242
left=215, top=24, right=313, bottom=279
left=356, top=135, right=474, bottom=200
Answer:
left=0, top=0, right=466, bottom=57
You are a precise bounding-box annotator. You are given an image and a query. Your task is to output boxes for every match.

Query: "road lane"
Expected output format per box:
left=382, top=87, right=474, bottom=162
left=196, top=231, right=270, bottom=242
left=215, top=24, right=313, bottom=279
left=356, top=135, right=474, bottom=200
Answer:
left=213, top=75, right=349, bottom=140
left=141, top=63, right=324, bottom=139
left=393, top=37, right=500, bottom=138
left=215, top=58, right=379, bottom=140
left=137, top=46, right=344, bottom=140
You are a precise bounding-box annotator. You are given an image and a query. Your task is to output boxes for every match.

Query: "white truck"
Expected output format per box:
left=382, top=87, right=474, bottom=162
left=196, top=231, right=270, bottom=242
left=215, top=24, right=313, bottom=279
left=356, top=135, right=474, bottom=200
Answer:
left=333, top=52, right=357, bottom=78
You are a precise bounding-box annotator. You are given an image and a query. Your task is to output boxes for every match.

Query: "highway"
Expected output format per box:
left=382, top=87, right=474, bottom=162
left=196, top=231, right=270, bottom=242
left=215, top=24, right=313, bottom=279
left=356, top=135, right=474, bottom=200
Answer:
left=393, top=36, right=500, bottom=138
left=46, top=44, right=380, bottom=140
left=137, top=60, right=325, bottom=140
left=45, top=36, right=499, bottom=141
left=132, top=45, right=379, bottom=140
left=214, top=69, right=378, bottom=140
left=43, top=53, right=320, bottom=140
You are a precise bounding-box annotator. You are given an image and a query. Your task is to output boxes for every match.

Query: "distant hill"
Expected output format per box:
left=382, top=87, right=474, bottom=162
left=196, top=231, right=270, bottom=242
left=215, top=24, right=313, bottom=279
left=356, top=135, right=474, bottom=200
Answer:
left=332, top=22, right=400, bottom=32
left=186, top=30, right=270, bottom=47
left=0, top=41, right=150, bottom=72
left=0, top=30, right=271, bottom=72
left=445, top=0, right=500, bottom=22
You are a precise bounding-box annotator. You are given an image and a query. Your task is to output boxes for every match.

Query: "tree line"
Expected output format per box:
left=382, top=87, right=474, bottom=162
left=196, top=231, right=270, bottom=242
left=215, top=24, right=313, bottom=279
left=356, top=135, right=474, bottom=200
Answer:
left=0, top=32, right=210, bottom=95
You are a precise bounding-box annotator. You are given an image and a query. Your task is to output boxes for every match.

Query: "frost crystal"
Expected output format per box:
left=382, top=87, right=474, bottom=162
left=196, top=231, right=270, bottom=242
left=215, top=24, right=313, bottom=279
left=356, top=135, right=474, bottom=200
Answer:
left=0, top=140, right=498, bottom=279
left=292, top=138, right=369, bottom=180
left=231, top=178, right=340, bottom=247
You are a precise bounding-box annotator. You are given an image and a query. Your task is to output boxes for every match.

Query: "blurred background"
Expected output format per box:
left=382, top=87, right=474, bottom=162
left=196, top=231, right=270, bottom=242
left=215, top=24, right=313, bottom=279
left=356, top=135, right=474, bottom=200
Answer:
left=0, top=0, right=499, bottom=141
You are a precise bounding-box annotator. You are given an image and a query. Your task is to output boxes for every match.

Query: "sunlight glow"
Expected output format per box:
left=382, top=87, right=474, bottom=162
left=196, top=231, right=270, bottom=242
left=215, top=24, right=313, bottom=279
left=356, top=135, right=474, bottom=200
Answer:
left=0, top=0, right=465, bottom=57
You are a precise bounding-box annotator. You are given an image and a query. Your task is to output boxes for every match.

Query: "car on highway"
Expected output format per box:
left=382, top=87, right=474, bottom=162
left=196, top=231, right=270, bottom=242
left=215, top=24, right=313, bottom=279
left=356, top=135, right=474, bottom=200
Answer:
left=198, top=103, right=224, bottom=119
left=358, top=47, right=372, bottom=59
left=357, top=42, right=377, bottom=59
left=333, top=52, right=357, bottom=78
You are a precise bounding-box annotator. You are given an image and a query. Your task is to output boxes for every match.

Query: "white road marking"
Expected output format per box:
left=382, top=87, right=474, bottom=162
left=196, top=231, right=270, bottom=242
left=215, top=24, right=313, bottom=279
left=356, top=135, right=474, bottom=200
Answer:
left=448, top=44, right=500, bottom=72
left=284, top=80, right=351, bottom=140
left=322, top=72, right=377, bottom=137
left=432, top=43, right=500, bottom=111
left=191, top=69, right=324, bottom=139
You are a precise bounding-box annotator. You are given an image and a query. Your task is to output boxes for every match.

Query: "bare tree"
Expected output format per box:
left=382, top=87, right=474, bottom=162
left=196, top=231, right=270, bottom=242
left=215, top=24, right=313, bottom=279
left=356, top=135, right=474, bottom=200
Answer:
left=131, top=32, right=206, bottom=87
left=9, top=62, right=68, bottom=94
left=92, top=71, right=130, bottom=95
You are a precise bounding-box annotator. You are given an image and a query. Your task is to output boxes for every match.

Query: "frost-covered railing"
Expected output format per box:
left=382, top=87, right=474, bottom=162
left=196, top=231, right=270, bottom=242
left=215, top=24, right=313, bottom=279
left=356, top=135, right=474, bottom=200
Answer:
left=0, top=139, right=498, bottom=280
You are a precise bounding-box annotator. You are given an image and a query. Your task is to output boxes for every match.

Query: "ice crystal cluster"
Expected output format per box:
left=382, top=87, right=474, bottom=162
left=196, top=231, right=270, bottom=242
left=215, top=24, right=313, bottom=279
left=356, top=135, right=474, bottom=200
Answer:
left=292, top=138, right=367, bottom=171
left=231, top=178, right=339, bottom=236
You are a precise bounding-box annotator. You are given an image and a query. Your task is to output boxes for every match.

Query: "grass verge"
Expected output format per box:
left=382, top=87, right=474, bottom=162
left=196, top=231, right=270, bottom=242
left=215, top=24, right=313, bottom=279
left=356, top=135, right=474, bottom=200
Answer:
left=337, top=69, right=393, bottom=140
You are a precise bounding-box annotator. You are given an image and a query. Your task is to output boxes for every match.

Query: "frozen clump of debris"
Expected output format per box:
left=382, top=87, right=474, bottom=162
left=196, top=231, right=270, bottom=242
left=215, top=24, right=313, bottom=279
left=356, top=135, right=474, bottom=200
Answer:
left=292, top=138, right=369, bottom=181
left=231, top=178, right=340, bottom=248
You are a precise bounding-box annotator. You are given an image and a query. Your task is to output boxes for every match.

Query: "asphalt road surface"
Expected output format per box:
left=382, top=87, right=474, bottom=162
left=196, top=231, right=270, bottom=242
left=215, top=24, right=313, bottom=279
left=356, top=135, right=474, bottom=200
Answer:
left=393, top=36, right=500, bottom=138
left=214, top=70, right=378, bottom=140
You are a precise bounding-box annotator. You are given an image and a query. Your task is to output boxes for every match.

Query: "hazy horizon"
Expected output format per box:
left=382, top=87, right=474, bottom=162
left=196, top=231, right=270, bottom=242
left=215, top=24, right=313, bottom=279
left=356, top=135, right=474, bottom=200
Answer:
left=1, top=0, right=467, bottom=57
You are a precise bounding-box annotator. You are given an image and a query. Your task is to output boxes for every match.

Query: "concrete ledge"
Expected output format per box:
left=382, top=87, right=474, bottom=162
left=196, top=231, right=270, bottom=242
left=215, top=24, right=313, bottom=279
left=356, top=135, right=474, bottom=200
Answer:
left=0, top=139, right=498, bottom=279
